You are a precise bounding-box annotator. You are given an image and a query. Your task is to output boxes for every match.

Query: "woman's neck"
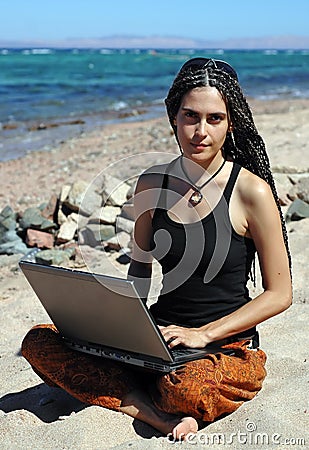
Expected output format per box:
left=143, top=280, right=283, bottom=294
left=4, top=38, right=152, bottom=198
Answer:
left=181, top=152, right=226, bottom=186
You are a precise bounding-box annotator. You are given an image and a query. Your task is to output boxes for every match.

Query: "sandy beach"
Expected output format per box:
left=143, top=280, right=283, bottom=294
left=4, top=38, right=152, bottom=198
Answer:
left=0, top=98, right=308, bottom=449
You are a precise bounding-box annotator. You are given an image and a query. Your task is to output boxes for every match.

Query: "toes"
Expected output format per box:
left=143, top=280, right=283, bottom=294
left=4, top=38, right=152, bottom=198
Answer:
left=172, top=417, right=198, bottom=440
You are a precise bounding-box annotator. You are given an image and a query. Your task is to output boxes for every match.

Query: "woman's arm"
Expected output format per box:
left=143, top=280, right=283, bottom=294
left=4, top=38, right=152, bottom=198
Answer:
left=127, top=172, right=158, bottom=302
left=161, top=172, right=292, bottom=348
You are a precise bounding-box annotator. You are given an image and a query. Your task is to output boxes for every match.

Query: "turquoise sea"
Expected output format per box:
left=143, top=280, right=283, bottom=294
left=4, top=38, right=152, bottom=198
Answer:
left=0, top=48, right=308, bottom=161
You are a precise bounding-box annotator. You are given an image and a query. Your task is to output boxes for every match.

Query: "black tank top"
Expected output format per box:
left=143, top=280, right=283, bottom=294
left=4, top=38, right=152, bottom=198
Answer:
left=149, top=162, right=256, bottom=332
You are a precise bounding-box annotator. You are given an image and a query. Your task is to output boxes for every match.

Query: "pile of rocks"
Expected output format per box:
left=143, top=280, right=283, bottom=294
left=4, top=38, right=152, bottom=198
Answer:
left=0, top=173, right=136, bottom=266
left=274, top=173, right=309, bottom=221
left=0, top=171, right=308, bottom=267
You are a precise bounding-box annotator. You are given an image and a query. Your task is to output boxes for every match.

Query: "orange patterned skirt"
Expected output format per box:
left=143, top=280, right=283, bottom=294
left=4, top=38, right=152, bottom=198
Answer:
left=21, top=324, right=267, bottom=422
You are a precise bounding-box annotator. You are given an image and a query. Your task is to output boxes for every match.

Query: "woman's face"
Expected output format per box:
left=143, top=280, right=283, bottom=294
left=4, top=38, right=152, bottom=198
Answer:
left=174, top=86, right=229, bottom=166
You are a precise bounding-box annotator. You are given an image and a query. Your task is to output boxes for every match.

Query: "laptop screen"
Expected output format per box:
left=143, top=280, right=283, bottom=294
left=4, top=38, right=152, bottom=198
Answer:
left=19, top=261, right=174, bottom=362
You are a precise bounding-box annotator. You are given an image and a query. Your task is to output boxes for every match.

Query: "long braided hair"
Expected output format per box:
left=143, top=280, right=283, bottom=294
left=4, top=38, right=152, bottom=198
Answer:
left=165, top=62, right=292, bottom=269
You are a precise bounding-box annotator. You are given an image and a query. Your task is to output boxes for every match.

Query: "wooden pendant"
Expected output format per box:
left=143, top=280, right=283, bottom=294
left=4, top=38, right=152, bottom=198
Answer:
left=189, top=190, right=203, bottom=206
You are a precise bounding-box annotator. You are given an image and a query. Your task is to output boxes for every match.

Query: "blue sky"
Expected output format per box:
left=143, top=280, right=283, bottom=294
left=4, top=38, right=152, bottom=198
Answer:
left=1, top=0, right=308, bottom=41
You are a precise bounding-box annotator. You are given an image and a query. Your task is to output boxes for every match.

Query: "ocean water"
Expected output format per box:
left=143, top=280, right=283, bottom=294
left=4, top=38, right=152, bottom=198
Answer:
left=0, top=48, right=308, bottom=160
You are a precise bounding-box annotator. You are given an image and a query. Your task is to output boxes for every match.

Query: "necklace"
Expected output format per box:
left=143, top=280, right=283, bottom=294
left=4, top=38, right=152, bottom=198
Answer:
left=179, top=156, right=226, bottom=206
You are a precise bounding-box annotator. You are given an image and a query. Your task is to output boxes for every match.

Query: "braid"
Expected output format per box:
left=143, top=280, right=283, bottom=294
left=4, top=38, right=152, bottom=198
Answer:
left=165, top=65, right=292, bottom=269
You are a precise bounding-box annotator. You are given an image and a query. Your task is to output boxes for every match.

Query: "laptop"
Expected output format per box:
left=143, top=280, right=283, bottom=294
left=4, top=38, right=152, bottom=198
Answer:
left=19, top=260, right=234, bottom=373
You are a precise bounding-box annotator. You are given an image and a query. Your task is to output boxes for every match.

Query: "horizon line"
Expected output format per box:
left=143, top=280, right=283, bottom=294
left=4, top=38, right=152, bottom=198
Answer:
left=0, top=34, right=308, bottom=50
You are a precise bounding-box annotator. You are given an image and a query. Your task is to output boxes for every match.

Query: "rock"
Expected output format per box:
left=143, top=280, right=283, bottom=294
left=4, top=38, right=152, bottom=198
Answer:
left=126, top=181, right=137, bottom=200
left=116, top=250, right=131, bottom=265
left=64, top=181, right=102, bottom=216
left=26, top=229, right=54, bottom=249
left=1, top=229, right=19, bottom=243
left=104, top=231, right=131, bottom=251
left=115, top=216, right=134, bottom=234
left=59, top=245, right=76, bottom=259
left=287, top=186, right=297, bottom=201
left=0, top=206, right=28, bottom=255
left=19, top=207, right=43, bottom=228
left=35, top=249, right=72, bottom=266
left=296, top=177, right=309, bottom=203
left=0, top=230, right=14, bottom=246
left=0, top=253, right=23, bottom=267
left=78, top=228, right=98, bottom=248
left=285, top=198, right=309, bottom=222
left=78, top=223, right=115, bottom=247
left=59, top=184, right=71, bottom=203
left=0, top=206, right=17, bottom=233
left=76, top=213, right=89, bottom=230
left=19, top=207, right=57, bottom=231
left=288, top=177, right=309, bottom=203
left=64, top=180, right=89, bottom=211
left=120, top=200, right=135, bottom=221
left=287, top=173, right=309, bottom=184
left=94, top=223, right=116, bottom=242
left=28, top=119, right=85, bottom=131
left=0, top=177, right=140, bottom=260
left=89, top=206, right=121, bottom=225
left=57, top=208, right=68, bottom=226
left=102, top=174, right=131, bottom=206
left=40, top=194, right=58, bottom=221
left=273, top=173, right=293, bottom=206
left=57, top=213, right=78, bottom=243
left=0, top=237, right=28, bottom=255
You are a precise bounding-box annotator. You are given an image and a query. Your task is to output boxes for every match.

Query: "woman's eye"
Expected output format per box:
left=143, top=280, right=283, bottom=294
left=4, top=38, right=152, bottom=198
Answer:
left=184, top=111, right=197, bottom=118
left=208, top=115, right=223, bottom=123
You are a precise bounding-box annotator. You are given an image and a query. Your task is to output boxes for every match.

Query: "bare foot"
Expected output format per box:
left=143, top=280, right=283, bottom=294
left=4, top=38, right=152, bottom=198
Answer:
left=171, top=416, right=199, bottom=441
left=120, top=388, right=198, bottom=440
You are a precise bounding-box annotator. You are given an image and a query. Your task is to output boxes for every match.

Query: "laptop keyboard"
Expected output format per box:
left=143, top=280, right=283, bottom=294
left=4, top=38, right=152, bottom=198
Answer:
left=171, top=347, right=199, bottom=357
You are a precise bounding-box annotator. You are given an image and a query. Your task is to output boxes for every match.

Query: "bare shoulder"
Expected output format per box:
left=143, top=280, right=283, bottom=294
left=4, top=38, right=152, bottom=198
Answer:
left=133, top=161, right=173, bottom=217
left=236, top=167, right=273, bottom=205
left=135, top=162, right=171, bottom=192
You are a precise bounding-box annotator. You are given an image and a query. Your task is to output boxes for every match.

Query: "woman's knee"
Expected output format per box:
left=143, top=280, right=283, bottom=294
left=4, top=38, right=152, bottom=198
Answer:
left=153, top=350, right=267, bottom=421
left=21, top=324, right=61, bottom=363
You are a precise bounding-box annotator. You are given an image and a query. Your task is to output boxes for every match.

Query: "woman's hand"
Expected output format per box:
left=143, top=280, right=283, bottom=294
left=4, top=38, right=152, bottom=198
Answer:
left=158, top=324, right=209, bottom=349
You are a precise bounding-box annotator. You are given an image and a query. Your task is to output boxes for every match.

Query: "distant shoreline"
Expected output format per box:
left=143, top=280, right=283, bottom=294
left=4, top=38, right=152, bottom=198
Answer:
left=0, top=33, right=308, bottom=50
left=0, top=103, right=166, bottom=162
left=1, top=48, right=308, bottom=55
